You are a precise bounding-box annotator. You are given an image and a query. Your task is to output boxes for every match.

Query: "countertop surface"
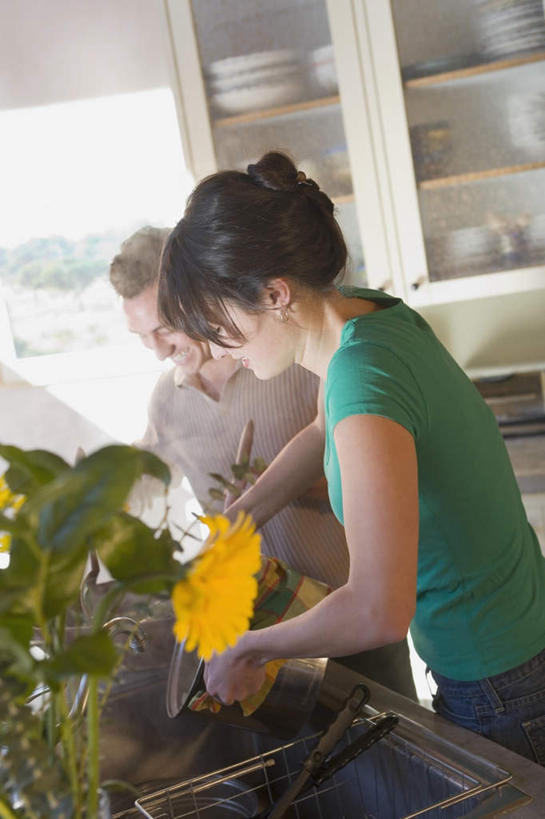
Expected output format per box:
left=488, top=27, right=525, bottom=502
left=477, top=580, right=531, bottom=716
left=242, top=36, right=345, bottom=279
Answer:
left=111, top=659, right=545, bottom=817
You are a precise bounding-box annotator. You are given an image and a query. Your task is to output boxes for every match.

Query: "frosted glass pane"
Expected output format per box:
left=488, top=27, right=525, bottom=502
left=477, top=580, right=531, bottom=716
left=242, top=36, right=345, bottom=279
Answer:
left=391, top=0, right=545, bottom=282
left=190, top=0, right=366, bottom=284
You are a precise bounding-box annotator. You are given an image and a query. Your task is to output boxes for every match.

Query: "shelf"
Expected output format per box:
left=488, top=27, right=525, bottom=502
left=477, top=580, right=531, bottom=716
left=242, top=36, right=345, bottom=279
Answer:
left=404, top=51, right=545, bottom=89
left=213, top=95, right=340, bottom=128
left=418, top=160, right=545, bottom=191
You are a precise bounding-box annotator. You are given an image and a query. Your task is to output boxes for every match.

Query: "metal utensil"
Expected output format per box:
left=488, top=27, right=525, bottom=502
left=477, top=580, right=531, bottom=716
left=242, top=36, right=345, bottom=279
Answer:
left=263, top=683, right=370, bottom=818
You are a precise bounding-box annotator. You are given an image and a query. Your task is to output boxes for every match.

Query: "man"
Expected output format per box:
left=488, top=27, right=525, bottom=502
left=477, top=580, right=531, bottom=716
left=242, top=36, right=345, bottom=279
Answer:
left=109, top=225, right=417, bottom=699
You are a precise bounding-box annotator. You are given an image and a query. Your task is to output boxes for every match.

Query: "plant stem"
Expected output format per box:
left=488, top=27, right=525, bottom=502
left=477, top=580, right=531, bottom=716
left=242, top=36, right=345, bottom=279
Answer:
left=58, top=687, right=82, bottom=818
left=86, top=676, right=99, bottom=819
left=0, top=797, right=20, bottom=819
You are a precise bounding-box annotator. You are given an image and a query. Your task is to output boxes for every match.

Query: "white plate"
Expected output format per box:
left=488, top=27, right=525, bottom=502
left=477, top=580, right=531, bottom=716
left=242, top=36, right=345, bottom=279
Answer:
left=211, top=78, right=305, bottom=115
left=208, top=63, right=300, bottom=94
left=207, top=49, right=299, bottom=79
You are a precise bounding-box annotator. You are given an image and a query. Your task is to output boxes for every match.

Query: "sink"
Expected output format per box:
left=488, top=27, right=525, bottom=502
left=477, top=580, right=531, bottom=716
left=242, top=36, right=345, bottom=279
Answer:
left=120, top=707, right=531, bottom=818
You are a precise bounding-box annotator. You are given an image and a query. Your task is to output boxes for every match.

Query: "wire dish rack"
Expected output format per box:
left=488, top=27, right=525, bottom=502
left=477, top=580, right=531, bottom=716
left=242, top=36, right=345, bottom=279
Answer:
left=131, top=707, right=531, bottom=819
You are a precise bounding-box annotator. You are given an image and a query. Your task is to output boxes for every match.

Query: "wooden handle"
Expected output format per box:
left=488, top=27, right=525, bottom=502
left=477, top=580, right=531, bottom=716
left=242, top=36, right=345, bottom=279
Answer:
left=235, top=419, right=254, bottom=465
left=224, top=420, right=254, bottom=510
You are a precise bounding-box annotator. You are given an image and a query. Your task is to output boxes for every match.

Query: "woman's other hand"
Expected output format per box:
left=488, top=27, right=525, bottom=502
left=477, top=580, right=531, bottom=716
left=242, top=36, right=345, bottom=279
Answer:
left=204, top=642, right=266, bottom=705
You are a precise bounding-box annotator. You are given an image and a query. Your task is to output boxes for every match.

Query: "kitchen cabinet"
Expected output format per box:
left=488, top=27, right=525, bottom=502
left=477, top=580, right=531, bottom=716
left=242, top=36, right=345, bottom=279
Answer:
left=163, top=0, right=366, bottom=285
left=163, top=0, right=545, bottom=375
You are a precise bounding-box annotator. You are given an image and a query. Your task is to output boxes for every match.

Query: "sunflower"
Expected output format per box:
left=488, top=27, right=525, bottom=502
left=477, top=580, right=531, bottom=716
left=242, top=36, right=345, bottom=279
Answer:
left=0, top=475, right=26, bottom=512
left=171, top=511, right=261, bottom=661
left=0, top=475, right=26, bottom=554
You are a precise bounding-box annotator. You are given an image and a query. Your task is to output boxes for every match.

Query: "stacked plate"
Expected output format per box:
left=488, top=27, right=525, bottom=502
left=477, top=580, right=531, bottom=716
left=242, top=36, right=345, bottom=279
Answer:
left=508, top=92, right=545, bottom=152
left=445, top=225, right=496, bottom=262
left=475, top=0, right=545, bottom=60
left=206, top=49, right=304, bottom=116
left=307, top=44, right=338, bottom=96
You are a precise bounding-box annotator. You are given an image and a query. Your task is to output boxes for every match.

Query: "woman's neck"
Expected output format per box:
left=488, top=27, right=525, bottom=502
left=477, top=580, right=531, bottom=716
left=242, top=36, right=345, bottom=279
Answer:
left=296, top=289, right=380, bottom=379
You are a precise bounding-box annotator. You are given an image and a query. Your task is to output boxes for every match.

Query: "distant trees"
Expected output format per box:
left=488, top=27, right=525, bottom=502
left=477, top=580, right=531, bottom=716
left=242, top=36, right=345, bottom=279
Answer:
left=0, top=230, right=128, bottom=292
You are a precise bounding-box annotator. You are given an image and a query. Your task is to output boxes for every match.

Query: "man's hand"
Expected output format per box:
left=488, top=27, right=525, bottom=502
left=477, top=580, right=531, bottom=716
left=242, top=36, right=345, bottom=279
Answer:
left=203, top=643, right=266, bottom=705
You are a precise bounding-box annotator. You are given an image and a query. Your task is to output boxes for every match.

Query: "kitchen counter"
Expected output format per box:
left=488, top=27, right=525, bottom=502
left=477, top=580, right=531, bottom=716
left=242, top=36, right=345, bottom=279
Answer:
left=319, top=661, right=545, bottom=817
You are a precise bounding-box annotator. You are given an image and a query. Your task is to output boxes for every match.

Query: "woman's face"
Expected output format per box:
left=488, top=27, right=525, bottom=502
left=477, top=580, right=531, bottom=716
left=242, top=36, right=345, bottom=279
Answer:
left=209, top=301, right=294, bottom=380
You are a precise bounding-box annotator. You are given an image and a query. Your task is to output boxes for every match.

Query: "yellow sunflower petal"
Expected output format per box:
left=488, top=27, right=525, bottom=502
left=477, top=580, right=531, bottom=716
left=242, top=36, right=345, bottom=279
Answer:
left=171, top=512, right=261, bottom=661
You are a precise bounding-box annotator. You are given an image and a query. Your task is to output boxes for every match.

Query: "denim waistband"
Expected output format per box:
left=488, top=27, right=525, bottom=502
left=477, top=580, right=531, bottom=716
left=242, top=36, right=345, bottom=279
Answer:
left=432, top=644, right=545, bottom=692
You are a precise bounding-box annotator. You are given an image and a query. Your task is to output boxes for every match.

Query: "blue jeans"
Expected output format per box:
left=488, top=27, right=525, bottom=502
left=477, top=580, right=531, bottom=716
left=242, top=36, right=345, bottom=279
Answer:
left=431, top=646, right=545, bottom=765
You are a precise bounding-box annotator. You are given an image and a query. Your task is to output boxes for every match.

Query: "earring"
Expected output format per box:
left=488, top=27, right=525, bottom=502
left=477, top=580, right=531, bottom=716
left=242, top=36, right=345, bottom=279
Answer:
left=279, top=306, right=289, bottom=323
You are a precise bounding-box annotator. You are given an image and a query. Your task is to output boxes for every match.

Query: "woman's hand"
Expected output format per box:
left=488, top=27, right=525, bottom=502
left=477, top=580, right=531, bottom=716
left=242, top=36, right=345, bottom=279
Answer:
left=204, top=643, right=266, bottom=705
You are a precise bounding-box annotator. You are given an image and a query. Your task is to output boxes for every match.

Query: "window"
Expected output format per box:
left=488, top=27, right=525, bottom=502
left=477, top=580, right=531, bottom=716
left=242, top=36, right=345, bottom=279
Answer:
left=0, top=0, right=193, bottom=385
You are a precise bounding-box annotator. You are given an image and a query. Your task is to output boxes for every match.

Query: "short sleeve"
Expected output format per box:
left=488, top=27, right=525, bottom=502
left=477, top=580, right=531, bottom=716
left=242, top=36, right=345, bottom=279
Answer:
left=325, top=341, right=427, bottom=440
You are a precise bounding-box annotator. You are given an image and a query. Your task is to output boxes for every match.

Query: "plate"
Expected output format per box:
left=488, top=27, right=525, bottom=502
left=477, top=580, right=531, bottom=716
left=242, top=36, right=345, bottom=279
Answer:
left=207, top=49, right=299, bottom=79
left=211, top=78, right=305, bottom=116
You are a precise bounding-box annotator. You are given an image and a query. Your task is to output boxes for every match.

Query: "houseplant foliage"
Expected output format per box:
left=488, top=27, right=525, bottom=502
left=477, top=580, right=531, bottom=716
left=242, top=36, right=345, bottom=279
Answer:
left=0, top=443, right=261, bottom=818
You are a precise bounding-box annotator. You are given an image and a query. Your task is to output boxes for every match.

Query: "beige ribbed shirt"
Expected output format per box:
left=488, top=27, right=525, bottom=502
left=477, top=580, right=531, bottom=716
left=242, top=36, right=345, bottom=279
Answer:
left=138, top=363, right=349, bottom=588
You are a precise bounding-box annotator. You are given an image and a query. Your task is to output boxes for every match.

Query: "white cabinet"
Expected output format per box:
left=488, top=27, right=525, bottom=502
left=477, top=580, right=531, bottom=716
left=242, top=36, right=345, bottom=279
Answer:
left=332, top=0, right=545, bottom=375
left=164, top=0, right=545, bottom=375
left=164, top=0, right=366, bottom=284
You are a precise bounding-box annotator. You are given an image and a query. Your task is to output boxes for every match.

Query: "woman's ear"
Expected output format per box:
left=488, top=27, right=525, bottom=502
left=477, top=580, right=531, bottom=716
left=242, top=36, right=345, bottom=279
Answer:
left=264, top=277, right=292, bottom=309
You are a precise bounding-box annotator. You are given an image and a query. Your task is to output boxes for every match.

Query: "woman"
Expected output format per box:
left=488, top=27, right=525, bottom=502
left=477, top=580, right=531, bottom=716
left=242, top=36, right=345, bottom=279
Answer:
left=158, top=152, right=545, bottom=763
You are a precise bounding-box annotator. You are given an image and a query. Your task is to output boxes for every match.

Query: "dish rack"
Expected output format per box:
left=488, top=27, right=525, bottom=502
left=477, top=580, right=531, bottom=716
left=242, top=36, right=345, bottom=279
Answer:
left=131, top=707, right=530, bottom=819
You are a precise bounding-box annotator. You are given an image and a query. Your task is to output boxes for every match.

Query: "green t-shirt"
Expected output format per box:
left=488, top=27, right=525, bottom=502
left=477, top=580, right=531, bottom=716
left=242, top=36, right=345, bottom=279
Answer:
left=324, top=286, right=545, bottom=680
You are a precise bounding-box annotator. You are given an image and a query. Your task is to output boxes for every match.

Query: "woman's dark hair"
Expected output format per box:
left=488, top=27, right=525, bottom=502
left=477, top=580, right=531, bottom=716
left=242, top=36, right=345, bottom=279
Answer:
left=158, top=151, right=347, bottom=346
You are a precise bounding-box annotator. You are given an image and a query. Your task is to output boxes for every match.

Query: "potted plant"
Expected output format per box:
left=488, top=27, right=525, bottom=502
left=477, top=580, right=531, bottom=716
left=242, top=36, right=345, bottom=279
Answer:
left=0, top=443, right=260, bottom=818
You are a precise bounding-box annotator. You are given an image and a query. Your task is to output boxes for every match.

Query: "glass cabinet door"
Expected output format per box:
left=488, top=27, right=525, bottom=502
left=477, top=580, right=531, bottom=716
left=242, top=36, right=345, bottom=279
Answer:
left=390, top=0, right=545, bottom=284
left=189, top=0, right=366, bottom=285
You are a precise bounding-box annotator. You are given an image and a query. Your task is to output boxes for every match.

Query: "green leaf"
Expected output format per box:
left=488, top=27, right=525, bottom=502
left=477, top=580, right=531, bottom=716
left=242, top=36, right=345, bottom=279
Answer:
left=0, top=613, right=33, bottom=648
left=42, top=548, right=89, bottom=620
left=0, top=510, right=21, bottom=533
left=0, top=444, right=70, bottom=496
left=43, top=630, right=118, bottom=679
left=0, top=534, right=40, bottom=605
left=0, top=626, right=35, bottom=676
left=251, top=457, right=268, bottom=475
left=95, top=512, right=184, bottom=594
left=25, top=445, right=171, bottom=555
left=231, top=464, right=248, bottom=481
left=208, top=487, right=226, bottom=502
left=208, top=473, right=239, bottom=493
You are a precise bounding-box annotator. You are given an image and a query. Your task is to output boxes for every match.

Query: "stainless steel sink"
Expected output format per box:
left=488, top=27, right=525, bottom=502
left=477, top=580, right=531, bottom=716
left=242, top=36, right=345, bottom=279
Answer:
left=113, top=707, right=531, bottom=818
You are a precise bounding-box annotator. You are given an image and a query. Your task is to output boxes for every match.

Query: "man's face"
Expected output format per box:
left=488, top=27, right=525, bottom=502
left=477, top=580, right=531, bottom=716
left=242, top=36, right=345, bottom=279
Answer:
left=123, top=284, right=211, bottom=376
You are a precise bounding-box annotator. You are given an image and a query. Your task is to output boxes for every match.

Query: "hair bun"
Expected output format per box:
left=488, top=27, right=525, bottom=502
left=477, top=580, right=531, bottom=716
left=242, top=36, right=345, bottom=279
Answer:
left=247, top=151, right=334, bottom=214
left=247, top=152, right=298, bottom=192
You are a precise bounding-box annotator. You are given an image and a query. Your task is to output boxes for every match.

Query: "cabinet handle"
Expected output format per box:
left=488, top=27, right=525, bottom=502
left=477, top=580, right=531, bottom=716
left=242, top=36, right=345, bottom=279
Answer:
left=410, top=276, right=427, bottom=291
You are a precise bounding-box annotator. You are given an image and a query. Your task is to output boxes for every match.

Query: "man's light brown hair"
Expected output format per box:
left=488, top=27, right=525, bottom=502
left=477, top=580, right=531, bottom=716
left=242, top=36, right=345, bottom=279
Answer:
left=109, top=225, right=171, bottom=299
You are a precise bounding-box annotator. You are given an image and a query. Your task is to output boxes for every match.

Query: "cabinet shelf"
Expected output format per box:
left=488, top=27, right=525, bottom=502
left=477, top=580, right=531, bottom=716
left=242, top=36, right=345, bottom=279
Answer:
left=418, top=160, right=545, bottom=191
left=404, top=51, right=545, bottom=88
left=213, top=95, right=340, bottom=128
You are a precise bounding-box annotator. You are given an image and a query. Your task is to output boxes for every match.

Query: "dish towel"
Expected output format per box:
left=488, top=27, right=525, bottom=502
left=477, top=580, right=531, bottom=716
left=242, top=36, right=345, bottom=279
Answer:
left=188, top=555, right=331, bottom=716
